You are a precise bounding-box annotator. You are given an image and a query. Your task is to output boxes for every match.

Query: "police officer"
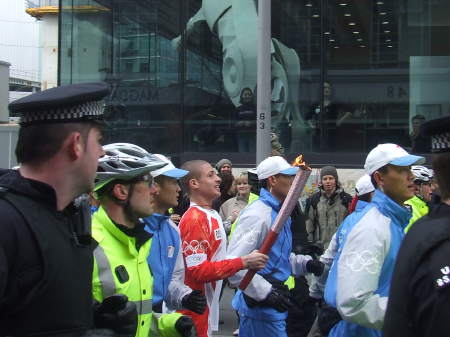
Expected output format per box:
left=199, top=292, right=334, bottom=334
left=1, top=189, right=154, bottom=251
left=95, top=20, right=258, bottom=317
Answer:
left=383, top=115, right=450, bottom=337
left=92, top=143, right=197, bottom=337
left=0, top=83, right=136, bottom=336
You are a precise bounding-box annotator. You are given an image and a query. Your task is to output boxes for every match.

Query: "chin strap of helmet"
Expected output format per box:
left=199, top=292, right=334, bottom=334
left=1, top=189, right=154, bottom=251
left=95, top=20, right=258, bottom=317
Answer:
left=123, top=183, right=141, bottom=224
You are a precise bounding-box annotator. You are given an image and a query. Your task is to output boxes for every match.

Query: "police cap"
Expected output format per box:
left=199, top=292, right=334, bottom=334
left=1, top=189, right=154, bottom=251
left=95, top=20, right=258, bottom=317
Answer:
left=421, top=115, right=450, bottom=153
left=9, top=82, right=110, bottom=125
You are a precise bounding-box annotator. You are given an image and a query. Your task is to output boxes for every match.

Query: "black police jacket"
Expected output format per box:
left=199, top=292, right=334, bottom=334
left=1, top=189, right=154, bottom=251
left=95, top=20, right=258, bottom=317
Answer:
left=0, top=169, right=94, bottom=336
left=383, top=202, right=450, bottom=337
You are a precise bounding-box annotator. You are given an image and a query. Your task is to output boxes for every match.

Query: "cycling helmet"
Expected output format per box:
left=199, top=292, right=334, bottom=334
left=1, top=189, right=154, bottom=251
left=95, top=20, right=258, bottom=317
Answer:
left=94, top=143, right=167, bottom=192
left=411, top=165, right=433, bottom=184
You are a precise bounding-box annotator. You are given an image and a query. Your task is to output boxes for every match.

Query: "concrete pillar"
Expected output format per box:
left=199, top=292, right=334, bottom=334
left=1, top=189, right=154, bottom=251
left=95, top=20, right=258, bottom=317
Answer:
left=41, top=14, right=58, bottom=90
left=0, top=61, right=11, bottom=123
left=256, top=0, right=272, bottom=164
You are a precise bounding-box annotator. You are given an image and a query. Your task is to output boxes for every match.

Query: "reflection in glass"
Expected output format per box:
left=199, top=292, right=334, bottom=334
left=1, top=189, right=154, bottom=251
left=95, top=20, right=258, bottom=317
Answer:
left=58, top=0, right=450, bottom=162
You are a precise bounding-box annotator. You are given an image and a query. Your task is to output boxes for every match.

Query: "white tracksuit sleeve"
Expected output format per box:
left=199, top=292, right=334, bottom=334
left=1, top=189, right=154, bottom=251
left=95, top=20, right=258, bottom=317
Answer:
left=335, top=209, right=390, bottom=330
left=290, top=253, right=312, bottom=277
left=309, top=233, right=338, bottom=299
left=165, top=222, right=193, bottom=310
left=226, top=202, right=272, bottom=301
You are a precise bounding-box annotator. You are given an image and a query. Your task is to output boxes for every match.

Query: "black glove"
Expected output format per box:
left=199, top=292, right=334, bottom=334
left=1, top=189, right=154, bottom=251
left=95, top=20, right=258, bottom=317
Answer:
left=306, top=259, right=325, bottom=277
left=262, top=289, right=293, bottom=312
left=243, top=288, right=293, bottom=313
left=295, top=242, right=324, bottom=257
left=306, top=295, right=324, bottom=307
left=175, top=315, right=198, bottom=337
left=93, top=294, right=137, bottom=336
left=317, top=305, right=342, bottom=335
left=181, top=290, right=207, bottom=315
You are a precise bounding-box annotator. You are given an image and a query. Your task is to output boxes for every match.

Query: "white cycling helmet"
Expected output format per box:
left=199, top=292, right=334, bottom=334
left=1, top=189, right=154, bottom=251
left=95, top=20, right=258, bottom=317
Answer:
left=94, top=143, right=167, bottom=192
left=411, top=165, right=433, bottom=184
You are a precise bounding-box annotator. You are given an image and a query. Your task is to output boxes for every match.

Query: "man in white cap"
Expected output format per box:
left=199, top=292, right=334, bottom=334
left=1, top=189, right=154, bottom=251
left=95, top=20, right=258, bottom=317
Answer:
left=227, top=156, right=325, bottom=337
left=383, top=116, right=450, bottom=337
left=307, top=174, right=375, bottom=337
left=143, top=154, right=207, bottom=315
left=322, top=144, right=424, bottom=337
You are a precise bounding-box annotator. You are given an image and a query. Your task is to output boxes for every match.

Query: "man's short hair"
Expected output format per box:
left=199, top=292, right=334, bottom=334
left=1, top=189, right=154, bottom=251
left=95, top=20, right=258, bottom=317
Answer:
left=432, top=152, right=450, bottom=200
left=15, top=122, right=95, bottom=165
left=180, top=160, right=209, bottom=193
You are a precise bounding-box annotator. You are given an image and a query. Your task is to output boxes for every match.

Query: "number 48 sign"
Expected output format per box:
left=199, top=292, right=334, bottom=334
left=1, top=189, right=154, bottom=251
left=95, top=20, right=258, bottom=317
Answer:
left=387, top=85, right=408, bottom=100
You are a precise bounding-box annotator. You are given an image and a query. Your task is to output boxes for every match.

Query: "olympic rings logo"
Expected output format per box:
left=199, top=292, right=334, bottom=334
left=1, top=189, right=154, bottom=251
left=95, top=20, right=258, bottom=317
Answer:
left=182, top=240, right=211, bottom=255
left=233, top=229, right=259, bottom=246
left=342, top=249, right=381, bottom=274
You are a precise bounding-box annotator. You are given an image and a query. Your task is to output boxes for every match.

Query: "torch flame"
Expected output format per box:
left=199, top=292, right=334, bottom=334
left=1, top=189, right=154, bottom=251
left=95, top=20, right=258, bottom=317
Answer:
left=292, top=155, right=312, bottom=170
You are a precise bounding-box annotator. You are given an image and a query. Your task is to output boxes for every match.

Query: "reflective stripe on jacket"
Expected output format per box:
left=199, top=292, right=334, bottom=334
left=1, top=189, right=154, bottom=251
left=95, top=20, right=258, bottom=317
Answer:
left=92, top=206, right=182, bottom=337
left=324, top=190, right=410, bottom=337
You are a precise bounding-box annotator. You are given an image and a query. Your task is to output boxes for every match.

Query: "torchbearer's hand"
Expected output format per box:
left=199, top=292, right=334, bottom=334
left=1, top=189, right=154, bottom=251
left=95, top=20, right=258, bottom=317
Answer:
left=241, top=250, right=269, bottom=270
left=175, top=315, right=198, bottom=337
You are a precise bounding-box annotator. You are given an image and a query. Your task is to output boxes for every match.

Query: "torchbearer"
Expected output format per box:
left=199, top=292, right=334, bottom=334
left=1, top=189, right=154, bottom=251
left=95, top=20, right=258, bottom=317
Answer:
left=227, top=156, right=325, bottom=337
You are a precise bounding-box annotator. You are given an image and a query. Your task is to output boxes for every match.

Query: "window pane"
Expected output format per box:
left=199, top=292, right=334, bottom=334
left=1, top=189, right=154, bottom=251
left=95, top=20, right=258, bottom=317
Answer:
left=59, top=0, right=450, bottom=163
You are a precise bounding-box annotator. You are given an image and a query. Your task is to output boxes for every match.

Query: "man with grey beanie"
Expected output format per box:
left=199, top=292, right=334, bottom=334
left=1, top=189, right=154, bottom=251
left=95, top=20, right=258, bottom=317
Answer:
left=215, top=158, right=232, bottom=175
left=305, top=166, right=352, bottom=249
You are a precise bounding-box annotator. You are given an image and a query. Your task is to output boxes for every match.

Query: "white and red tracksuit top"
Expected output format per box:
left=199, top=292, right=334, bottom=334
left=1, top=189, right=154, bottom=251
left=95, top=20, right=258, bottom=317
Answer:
left=178, top=203, right=243, bottom=337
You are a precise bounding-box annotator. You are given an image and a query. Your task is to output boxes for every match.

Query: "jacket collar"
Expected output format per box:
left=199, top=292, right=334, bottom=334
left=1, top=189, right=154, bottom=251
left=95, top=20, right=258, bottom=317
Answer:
left=143, top=212, right=169, bottom=232
left=0, top=169, right=59, bottom=209
left=372, top=190, right=411, bottom=228
left=355, top=200, right=369, bottom=212
left=320, top=187, right=343, bottom=201
left=259, top=188, right=282, bottom=212
left=95, top=206, right=151, bottom=253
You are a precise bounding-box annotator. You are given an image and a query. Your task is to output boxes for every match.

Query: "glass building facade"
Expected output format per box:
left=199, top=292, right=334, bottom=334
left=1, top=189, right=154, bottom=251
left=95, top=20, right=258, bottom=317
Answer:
left=59, top=0, right=450, bottom=166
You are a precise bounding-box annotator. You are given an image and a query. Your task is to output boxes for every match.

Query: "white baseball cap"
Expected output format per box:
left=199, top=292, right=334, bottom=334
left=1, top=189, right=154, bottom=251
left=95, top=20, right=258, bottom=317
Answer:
left=355, top=174, right=375, bottom=195
left=364, top=143, right=425, bottom=175
left=151, top=154, right=189, bottom=179
left=256, top=156, right=299, bottom=180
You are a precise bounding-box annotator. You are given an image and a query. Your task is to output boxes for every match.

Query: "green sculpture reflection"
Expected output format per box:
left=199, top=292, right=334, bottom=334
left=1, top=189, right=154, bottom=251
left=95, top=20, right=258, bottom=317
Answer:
left=172, top=0, right=308, bottom=152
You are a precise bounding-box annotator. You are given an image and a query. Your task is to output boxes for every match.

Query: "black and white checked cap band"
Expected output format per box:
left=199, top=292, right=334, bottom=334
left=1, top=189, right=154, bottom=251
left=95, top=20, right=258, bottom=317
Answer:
left=431, top=132, right=450, bottom=153
left=20, top=101, right=104, bottom=124
left=421, top=115, right=450, bottom=153
left=9, top=82, right=110, bottom=126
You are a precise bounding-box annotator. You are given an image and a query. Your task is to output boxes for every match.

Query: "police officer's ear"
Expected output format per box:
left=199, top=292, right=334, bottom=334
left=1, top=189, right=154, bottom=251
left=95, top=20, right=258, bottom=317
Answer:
left=111, top=183, right=130, bottom=201
left=66, top=131, right=84, bottom=160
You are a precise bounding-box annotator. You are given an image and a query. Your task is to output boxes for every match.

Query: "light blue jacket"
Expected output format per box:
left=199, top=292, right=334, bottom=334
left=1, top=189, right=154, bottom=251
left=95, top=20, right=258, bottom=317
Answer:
left=310, top=200, right=370, bottom=300
left=324, top=190, right=411, bottom=337
left=227, top=188, right=311, bottom=321
left=143, top=213, right=191, bottom=310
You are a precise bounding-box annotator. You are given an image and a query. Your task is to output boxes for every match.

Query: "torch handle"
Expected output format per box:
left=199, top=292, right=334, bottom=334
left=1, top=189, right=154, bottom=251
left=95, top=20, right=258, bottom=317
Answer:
left=238, top=230, right=279, bottom=290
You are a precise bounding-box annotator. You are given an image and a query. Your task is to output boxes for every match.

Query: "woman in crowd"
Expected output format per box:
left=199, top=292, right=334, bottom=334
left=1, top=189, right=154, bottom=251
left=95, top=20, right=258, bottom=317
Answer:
left=219, top=172, right=252, bottom=235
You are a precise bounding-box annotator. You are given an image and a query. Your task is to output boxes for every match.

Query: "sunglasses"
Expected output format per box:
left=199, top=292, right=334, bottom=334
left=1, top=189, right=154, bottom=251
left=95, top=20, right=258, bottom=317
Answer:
left=130, top=173, right=154, bottom=187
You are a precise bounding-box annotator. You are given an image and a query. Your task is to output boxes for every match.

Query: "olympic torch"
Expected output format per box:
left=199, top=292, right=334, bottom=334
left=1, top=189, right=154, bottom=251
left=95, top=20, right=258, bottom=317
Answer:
left=238, top=155, right=312, bottom=291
